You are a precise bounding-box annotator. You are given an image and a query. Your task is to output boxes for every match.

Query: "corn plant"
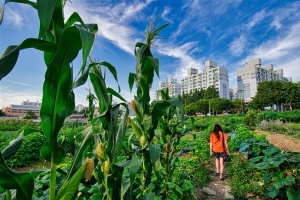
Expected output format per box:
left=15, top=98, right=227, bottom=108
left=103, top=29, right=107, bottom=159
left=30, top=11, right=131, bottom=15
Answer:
left=0, top=0, right=97, bottom=199
left=73, top=60, right=129, bottom=199
left=127, top=19, right=189, bottom=199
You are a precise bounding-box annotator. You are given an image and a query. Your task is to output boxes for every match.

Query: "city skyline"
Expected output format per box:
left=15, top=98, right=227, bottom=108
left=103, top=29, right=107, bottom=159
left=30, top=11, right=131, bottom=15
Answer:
left=1, top=0, right=300, bottom=108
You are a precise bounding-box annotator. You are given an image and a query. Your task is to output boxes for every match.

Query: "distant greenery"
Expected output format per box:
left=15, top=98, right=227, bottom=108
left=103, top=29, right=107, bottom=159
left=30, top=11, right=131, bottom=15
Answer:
left=0, top=119, right=40, bottom=131
left=0, top=110, right=5, bottom=116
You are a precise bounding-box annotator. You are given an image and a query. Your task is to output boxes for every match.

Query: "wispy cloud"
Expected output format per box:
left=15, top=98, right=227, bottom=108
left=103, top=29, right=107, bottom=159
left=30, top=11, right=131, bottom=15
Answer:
left=3, top=80, right=41, bottom=88
left=245, top=10, right=266, bottom=30
left=161, top=7, right=173, bottom=24
left=250, top=22, right=300, bottom=61
left=64, top=0, right=154, bottom=55
left=229, top=34, right=246, bottom=56
left=4, top=7, right=23, bottom=29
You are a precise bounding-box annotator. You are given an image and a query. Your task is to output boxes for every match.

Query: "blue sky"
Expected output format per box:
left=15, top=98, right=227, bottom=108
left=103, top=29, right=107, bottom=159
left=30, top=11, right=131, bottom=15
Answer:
left=1, top=0, right=300, bottom=108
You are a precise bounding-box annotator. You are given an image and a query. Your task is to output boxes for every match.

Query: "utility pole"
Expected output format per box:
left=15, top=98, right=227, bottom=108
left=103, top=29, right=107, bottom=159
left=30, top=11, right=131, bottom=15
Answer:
left=208, top=99, right=211, bottom=116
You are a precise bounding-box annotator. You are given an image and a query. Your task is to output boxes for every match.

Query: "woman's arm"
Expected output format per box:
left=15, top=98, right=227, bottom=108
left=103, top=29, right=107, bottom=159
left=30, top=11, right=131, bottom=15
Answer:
left=210, top=140, right=213, bottom=156
left=224, top=140, right=230, bottom=155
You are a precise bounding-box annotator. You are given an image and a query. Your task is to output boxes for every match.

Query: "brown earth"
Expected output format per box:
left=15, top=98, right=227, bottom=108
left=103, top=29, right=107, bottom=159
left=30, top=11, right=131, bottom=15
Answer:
left=254, top=129, right=300, bottom=152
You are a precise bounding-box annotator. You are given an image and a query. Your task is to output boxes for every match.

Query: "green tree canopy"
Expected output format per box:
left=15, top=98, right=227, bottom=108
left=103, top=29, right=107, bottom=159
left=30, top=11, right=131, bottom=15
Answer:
left=204, top=86, right=219, bottom=99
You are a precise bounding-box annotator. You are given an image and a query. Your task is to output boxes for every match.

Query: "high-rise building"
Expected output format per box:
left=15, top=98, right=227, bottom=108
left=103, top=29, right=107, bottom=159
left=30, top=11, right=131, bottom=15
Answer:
left=155, top=78, right=181, bottom=100
left=237, top=58, right=292, bottom=101
left=181, top=60, right=229, bottom=99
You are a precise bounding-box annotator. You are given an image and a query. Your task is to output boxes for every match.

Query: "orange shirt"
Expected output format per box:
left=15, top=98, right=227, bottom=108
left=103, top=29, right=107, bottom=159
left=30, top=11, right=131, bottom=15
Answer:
left=210, top=131, right=228, bottom=153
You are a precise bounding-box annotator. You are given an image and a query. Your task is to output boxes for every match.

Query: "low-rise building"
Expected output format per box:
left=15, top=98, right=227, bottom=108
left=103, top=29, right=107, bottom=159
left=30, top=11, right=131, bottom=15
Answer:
left=2, top=104, right=40, bottom=117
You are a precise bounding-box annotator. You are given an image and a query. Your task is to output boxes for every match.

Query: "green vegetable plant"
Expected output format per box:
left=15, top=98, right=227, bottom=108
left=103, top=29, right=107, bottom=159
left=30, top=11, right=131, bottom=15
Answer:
left=229, top=126, right=300, bottom=199
left=0, top=0, right=97, bottom=199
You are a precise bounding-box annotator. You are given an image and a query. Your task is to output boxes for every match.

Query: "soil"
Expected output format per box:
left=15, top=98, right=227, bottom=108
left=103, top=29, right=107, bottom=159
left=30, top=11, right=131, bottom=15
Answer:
left=195, top=130, right=300, bottom=199
left=254, top=129, right=300, bottom=152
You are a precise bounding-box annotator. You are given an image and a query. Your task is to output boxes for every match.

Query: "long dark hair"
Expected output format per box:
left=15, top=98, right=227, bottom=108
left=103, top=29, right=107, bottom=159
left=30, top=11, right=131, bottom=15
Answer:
left=212, top=124, right=223, bottom=140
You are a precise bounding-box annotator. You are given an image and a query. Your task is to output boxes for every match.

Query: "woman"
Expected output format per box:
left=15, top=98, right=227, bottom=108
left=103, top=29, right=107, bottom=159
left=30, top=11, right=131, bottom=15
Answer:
left=210, top=124, right=230, bottom=180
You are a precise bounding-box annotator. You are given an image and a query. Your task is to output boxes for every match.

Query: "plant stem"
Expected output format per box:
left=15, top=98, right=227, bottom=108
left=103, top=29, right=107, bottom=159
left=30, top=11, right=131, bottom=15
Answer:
left=49, top=162, right=57, bottom=200
left=6, top=190, right=11, bottom=200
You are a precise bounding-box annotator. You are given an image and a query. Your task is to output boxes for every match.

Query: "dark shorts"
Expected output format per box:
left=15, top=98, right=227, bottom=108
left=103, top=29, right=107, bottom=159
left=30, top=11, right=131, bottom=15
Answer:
left=213, top=152, right=226, bottom=159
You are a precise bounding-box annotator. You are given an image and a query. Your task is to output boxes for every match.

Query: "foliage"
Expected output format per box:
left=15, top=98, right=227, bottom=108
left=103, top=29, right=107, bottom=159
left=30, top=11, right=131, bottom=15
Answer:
left=204, top=86, right=219, bottom=99
left=258, top=110, right=300, bottom=123
left=245, top=109, right=259, bottom=128
left=0, top=119, right=40, bottom=131
left=6, top=133, right=44, bottom=168
left=0, top=131, right=19, bottom=150
left=0, top=110, right=5, bottom=116
left=251, top=81, right=300, bottom=111
left=227, top=155, right=266, bottom=198
left=0, top=0, right=98, bottom=199
left=229, top=126, right=300, bottom=199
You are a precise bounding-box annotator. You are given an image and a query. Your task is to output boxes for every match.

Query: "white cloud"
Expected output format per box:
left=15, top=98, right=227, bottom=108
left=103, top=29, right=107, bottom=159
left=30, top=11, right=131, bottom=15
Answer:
left=64, top=0, right=154, bottom=55
left=250, top=23, right=300, bottom=61
left=4, top=7, right=23, bottom=29
left=161, top=7, right=173, bottom=24
left=245, top=10, right=266, bottom=30
left=157, top=41, right=204, bottom=81
left=271, top=17, right=282, bottom=29
left=229, top=34, right=246, bottom=56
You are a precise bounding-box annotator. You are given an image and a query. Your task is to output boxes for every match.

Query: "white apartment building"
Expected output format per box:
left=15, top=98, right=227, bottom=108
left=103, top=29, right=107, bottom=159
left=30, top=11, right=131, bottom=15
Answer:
left=237, top=58, right=292, bottom=101
left=155, top=78, right=181, bottom=100
left=229, top=87, right=239, bottom=100
left=181, top=60, right=229, bottom=99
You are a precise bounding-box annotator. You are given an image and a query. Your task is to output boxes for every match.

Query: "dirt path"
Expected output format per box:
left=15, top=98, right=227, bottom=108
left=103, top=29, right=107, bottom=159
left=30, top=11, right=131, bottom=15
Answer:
left=195, top=158, right=233, bottom=200
left=255, top=130, right=300, bottom=152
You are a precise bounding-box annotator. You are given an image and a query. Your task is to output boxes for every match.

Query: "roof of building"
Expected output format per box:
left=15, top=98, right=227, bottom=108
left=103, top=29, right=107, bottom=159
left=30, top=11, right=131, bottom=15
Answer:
left=10, top=104, right=40, bottom=110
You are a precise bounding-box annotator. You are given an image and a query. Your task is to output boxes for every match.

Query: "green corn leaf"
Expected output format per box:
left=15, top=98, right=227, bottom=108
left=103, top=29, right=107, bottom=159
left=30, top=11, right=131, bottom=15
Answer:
left=1, top=129, right=43, bottom=160
left=76, top=24, right=98, bottom=72
left=37, top=0, right=56, bottom=38
left=65, top=12, right=87, bottom=29
left=113, top=104, right=129, bottom=162
left=107, top=87, right=127, bottom=102
left=73, top=66, right=90, bottom=89
left=129, top=154, right=142, bottom=192
left=128, top=72, right=136, bottom=92
left=55, top=162, right=87, bottom=200
left=0, top=152, right=34, bottom=200
left=0, top=39, right=57, bottom=80
left=150, top=143, right=161, bottom=163
left=66, top=126, right=93, bottom=181
left=121, top=179, right=130, bottom=200
left=0, top=0, right=38, bottom=25
left=148, top=57, right=159, bottom=77
left=99, top=61, right=118, bottom=82
left=40, top=26, right=83, bottom=164
left=134, top=42, right=145, bottom=55
left=89, top=72, right=109, bottom=115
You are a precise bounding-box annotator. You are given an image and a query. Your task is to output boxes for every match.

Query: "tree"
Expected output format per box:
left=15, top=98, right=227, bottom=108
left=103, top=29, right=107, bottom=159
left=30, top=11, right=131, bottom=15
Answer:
left=231, top=99, right=243, bottom=113
left=210, top=98, right=232, bottom=114
left=23, top=110, right=37, bottom=119
left=0, top=109, right=5, bottom=116
left=195, top=99, right=209, bottom=114
left=204, top=86, right=219, bottom=99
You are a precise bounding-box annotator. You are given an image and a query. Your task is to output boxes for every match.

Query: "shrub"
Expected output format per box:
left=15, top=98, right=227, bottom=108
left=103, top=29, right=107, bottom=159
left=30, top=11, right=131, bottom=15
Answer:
left=6, top=132, right=44, bottom=168
left=0, top=119, right=40, bottom=131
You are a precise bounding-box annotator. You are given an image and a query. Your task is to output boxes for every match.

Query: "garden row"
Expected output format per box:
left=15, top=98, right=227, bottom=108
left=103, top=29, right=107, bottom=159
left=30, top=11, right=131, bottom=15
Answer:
left=228, top=127, right=300, bottom=199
